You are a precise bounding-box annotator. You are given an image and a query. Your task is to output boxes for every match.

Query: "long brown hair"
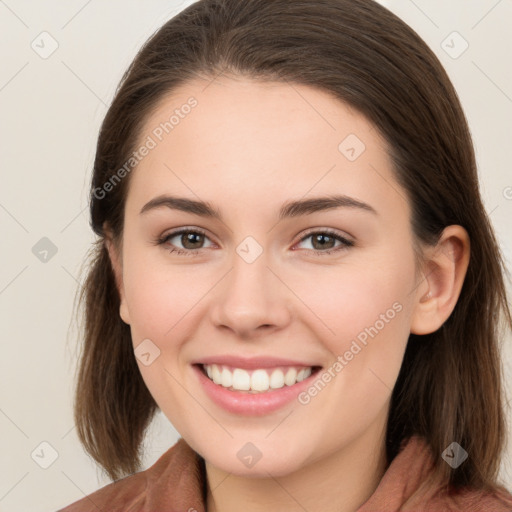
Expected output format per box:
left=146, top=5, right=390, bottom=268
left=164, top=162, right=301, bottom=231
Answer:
left=73, top=0, right=512, bottom=494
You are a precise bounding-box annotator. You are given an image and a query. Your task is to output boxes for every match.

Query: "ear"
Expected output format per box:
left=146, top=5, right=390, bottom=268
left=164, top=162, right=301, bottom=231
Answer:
left=410, top=225, right=470, bottom=335
left=104, top=227, right=131, bottom=325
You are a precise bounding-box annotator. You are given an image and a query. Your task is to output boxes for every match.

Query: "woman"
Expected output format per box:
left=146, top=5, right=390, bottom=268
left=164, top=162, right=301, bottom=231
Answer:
left=59, top=0, right=512, bottom=510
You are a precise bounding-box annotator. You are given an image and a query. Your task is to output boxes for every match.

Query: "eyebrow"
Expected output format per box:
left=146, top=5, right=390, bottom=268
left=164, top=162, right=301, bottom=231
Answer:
left=139, top=194, right=378, bottom=220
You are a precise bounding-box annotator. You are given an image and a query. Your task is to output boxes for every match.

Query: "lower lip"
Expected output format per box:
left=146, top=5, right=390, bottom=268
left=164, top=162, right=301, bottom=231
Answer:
left=193, top=365, right=320, bottom=416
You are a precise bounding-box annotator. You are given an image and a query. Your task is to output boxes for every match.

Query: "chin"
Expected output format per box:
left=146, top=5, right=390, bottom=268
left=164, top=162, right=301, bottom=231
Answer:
left=195, top=438, right=312, bottom=478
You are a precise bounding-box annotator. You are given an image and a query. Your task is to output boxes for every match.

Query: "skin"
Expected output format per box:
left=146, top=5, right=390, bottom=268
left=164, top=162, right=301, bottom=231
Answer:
left=106, top=75, right=470, bottom=512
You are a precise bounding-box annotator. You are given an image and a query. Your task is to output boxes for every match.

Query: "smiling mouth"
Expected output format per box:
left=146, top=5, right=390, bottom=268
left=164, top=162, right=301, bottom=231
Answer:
left=198, top=363, right=322, bottom=393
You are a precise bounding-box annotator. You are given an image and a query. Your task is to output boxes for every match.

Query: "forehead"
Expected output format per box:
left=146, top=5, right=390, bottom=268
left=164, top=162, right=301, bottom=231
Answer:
left=127, top=76, right=409, bottom=223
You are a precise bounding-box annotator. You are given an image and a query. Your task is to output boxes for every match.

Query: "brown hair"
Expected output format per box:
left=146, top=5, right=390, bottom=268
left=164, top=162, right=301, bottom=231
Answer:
left=73, top=0, right=512, bottom=496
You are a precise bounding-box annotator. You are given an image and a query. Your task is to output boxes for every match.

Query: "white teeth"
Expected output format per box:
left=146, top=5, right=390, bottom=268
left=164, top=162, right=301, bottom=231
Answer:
left=269, top=369, right=285, bottom=389
left=212, top=364, right=222, bottom=385
left=221, top=367, right=233, bottom=388
left=297, top=368, right=312, bottom=382
left=203, top=364, right=314, bottom=392
left=251, top=369, right=269, bottom=391
left=284, top=368, right=297, bottom=386
left=232, top=368, right=250, bottom=390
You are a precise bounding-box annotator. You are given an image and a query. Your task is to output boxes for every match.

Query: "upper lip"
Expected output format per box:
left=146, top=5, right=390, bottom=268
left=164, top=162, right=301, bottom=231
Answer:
left=192, top=355, right=321, bottom=369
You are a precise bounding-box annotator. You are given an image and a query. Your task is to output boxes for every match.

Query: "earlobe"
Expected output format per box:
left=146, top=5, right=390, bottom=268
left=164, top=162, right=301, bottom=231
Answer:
left=410, top=225, right=470, bottom=335
left=104, top=233, right=131, bottom=325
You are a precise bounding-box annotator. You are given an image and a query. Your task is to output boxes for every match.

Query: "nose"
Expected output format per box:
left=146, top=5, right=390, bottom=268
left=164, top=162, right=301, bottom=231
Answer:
left=210, top=248, right=292, bottom=340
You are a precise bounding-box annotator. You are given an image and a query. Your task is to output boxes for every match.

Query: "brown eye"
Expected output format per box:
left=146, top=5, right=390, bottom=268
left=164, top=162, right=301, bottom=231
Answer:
left=157, top=228, right=213, bottom=256
left=180, top=231, right=205, bottom=249
left=296, top=230, right=354, bottom=255
left=310, top=233, right=337, bottom=250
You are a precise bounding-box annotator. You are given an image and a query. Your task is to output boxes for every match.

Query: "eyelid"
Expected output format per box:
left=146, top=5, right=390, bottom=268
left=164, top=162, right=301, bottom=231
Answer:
left=295, top=227, right=354, bottom=245
left=156, top=226, right=214, bottom=248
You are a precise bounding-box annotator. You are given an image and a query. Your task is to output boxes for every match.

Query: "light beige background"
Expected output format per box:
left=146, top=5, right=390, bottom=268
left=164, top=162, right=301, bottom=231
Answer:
left=0, top=1, right=511, bottom=510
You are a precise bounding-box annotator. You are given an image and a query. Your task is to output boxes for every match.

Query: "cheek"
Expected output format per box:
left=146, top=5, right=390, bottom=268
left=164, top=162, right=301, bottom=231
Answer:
left=123, top=238, right=416, bottom=357
left=121, top=248, right=207, bottom=343
left=292, top=249, right=416, bottom=413
left=120, top=253, right=204, bottom=419
left=294, top=253, right=415, bottom=353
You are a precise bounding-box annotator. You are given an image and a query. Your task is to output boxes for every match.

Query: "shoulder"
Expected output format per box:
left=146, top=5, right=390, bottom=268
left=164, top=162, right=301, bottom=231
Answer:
left=422, top=483, right=512, bottom=512
left=57, top=474, right=146, bottom=512
left=57, top=438, right=195, bottom=512
left=359, top=435, right=512, bottom=511
left=400, top=437, right=512, bottom=511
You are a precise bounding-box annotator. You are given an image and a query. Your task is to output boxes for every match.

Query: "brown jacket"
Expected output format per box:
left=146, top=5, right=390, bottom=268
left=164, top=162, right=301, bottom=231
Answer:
left=58, top=435, right=512, bottom=511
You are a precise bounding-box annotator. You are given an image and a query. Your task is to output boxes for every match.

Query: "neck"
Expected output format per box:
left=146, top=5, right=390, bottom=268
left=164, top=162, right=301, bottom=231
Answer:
left=205, top=420, right=388, bottom=512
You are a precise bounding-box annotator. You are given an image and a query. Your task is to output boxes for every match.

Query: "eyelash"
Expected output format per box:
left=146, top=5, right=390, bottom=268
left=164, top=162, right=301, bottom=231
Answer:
left=155, top=227, right=354, bottom=257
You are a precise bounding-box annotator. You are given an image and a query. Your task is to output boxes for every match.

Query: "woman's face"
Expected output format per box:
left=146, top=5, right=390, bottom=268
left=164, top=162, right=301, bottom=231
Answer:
left=111, top=76, right=423, bottom=476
